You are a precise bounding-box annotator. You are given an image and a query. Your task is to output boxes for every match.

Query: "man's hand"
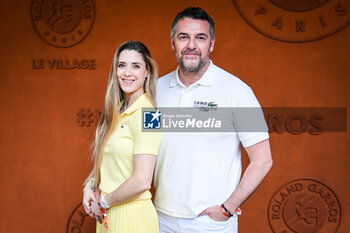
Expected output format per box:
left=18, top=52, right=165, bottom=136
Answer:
left=199, top=205, right=230, bottom=221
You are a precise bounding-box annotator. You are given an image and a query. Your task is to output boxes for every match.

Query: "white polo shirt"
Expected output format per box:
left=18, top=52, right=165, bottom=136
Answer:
left=154, top=61, right=269, bottom=218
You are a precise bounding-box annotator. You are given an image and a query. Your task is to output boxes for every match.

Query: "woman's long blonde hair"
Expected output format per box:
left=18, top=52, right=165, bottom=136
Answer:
left=85, top=41, right=158, bottom=188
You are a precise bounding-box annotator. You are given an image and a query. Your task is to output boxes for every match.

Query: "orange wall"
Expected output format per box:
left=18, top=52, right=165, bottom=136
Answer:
left=0, top=0, right=349, bottom=232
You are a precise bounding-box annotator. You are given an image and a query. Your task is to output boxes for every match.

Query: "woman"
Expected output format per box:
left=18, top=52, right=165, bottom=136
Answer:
left=82, top=41, right=162, bottom=233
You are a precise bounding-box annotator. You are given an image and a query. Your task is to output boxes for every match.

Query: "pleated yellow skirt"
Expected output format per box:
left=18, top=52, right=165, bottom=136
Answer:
left=96, top=199, right=159, bottom=233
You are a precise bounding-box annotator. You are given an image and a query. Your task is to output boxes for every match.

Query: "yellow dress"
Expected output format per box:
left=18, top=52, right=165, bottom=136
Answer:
left=97, top=94, right=162, bottom=233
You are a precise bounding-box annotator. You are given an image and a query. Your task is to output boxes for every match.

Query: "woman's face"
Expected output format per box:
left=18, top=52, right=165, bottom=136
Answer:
left=117, top=49, right=148, bottom=99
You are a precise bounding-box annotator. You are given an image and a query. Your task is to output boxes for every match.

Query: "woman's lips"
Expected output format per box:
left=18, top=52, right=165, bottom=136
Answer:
left=121, top=78, right=135, bottom=85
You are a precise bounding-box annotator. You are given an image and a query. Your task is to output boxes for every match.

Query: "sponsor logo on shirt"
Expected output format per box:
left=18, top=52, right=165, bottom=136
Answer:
left=193, top=100, right=218, bottom=112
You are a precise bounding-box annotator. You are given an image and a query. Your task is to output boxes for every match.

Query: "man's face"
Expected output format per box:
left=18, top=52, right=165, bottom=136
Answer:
left=171, top=17, right=215, bottom=73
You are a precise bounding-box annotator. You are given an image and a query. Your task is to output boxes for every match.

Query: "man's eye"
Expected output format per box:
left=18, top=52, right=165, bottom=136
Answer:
left=198, top=37, right=206, bottom=40
left=179, top=36, right=188, bottom=40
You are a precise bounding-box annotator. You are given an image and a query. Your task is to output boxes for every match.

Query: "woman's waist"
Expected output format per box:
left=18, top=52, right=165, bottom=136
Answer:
left=99, top=189, right=153, bottom=201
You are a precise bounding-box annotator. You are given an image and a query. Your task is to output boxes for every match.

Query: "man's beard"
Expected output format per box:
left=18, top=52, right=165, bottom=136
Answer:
left=176, top=49, right=209, bottom=73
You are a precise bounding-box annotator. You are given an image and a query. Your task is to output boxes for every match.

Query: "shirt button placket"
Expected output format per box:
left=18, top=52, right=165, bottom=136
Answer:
left=180, top=87, right=193, bottom=107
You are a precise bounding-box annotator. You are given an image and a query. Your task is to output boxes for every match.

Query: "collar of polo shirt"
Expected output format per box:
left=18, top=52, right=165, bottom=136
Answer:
left=170, top=60, right=214, bottom=88
left=120, top=93, right=148, bottom=116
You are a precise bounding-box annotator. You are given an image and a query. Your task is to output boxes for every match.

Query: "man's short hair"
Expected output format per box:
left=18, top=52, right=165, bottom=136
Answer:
left=170, top=7, right=215, bottom=41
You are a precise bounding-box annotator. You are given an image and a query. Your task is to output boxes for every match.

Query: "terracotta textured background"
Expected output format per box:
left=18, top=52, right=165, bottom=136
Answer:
left=0, top=0, right=349, bottom=232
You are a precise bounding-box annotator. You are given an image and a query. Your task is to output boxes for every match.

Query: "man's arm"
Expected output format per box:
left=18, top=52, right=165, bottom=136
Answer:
left=200, top=139, right=272, bottom=221
left=223, top=139, right=272, bottom=213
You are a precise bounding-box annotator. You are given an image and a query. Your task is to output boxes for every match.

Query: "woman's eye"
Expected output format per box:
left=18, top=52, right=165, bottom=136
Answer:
left=133, top=65, right=140, bottom=69
left=118, top=63, right=125, bottom=68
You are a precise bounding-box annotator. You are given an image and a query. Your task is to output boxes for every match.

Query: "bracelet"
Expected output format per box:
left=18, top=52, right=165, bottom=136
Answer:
left=221, top=204, right=233, bottom=217
left=89, top=177, right=96, bottom=191
left=98, top=196, right=109, bottom=231
left=220, top=204, right=242, bottom=217
left=99, top=195, right=110, bottom=210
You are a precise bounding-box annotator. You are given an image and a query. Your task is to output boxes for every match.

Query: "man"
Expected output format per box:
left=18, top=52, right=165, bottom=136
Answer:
left=154, top=7, right=273, bottom=232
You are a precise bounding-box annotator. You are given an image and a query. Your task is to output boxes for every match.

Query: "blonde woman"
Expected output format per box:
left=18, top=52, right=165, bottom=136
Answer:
left=82, top=41, right=162, bottom=233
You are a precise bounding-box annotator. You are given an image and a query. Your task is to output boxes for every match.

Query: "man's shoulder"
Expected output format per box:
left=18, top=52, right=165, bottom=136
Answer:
left=212, top=64, right=251, bottom=91
left=159, top=70, right=176, bottom=80
left=157, top=70, right=176, bottom=87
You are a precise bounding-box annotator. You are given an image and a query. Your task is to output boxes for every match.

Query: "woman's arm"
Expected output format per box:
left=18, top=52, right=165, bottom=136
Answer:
left=103, top=154, right=157, bottom=206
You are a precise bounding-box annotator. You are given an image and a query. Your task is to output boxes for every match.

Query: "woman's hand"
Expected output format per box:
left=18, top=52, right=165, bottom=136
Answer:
left=83, top=186, right=96, bottom=217
left=83, top=183, right=101, bottom=218
left=91, top=200, right=103, bottom=224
